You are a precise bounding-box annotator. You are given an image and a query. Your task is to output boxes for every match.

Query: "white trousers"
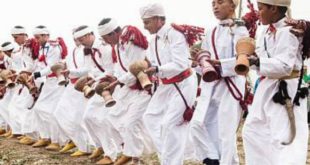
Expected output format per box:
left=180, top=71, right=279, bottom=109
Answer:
left=8, top=85, right=33, bottom=135
left=54, top=83, right=90, bottom=151
left=190, top=80, right=241, bottom=164
left=243, top=79, right=308, bottom=165
left=143, top=74, right=197, bottom=165
left=33, top=78, right=64, bottom=139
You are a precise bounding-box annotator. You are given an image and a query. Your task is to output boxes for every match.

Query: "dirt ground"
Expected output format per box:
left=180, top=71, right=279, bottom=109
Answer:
left=0, top=127, right=309, bottom=165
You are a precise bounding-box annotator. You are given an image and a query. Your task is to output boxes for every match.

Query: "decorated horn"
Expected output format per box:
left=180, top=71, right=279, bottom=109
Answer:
left=51, top=63, right=68, bottom=86
left=196, top=50, right=219, bottom=82
left=95, top=81, right=116, bottom=107
left=234, top=37, right=256, bottom=75
left=74, top=76, right=95, bottom=99
left=129, top=60, right=152, bottom=91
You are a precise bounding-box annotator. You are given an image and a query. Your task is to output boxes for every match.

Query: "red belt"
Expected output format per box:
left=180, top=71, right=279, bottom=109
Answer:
left=70, top=78, right=79, bottom=84
left=47, top=73, right=57, bottom=78
left=161, top=69, right=192, bottom=84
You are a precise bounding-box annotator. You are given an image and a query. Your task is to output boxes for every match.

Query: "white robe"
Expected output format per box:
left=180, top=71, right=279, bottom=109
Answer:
left=73, top=39, right=114, bottom=152
left=107, top=32, right=153, bottom=158
left=242, top=18, right=308, bottom=165
left=0, top=56, right=14, bottom=129
left=143, top=24, right=197, bottom=165
left=32, top=41, right=65, bottom=140
left=53, top=44, right=92, bottom=150
left=190, top=20, right=248, bottom=164
left=8, top=46, right=35, bottom=135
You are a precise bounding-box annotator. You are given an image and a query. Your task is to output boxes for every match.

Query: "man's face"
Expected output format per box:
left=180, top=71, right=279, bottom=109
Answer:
left=257, top=2, right=274, bottom=25
left=12, top=34, right=28, bottom=45
left=34, top=34, right=48, bottom=45
left=212, top=0, right=235, bottom=20
left=77, top=34, right=89, bottom=46
left=142, top=17, right=161, bottom=34
left=101, top=32, right=118, bottom=45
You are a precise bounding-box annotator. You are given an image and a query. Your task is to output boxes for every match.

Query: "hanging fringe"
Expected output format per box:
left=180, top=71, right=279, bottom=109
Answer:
left=56, top=37, right=68, bottom=59
left=120, top=26, right=148, bottom=50
left=293, top=60, right=309, bottom=106
left=272, top=80, right=291, bottom=105
left=242, top=0, right=259, bottom=38
left=24, top=38, right=40, bottom=60
left=171, top=23, right=205, bottom=46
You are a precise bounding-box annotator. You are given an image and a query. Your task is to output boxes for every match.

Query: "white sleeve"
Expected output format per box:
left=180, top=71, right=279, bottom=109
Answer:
left=258, top=31, right=300, bottom=78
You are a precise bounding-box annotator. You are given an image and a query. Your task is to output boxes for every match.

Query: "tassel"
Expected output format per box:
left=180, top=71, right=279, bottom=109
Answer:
left=24, top=38, right=40, bottom=60
left=171, top=23, right=204, bottom=46
left=57, top=37, right=68, bottom=59
left=120, top=26, right=148, bottom=50
left=242, top=0, right=259, bottom=38
left=272, top=80, right=290, bottom=105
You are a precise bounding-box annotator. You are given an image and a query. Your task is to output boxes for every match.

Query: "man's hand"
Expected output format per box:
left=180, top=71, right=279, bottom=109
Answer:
left=61, top=69, right=70, bottom=77
left=206, top=59, right=221, bottom=67
left=248, top=55, right=259, bottom=67
left=144, top=66, right=157, bottom=75
left=285, top=18, right=308, bottom=37
left=104, top=74, right=117, bottom=82
left=104, top=80, right=120, bottom=91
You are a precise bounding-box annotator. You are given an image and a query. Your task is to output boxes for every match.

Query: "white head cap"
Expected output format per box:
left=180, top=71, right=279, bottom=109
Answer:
left=73, top=26, right=93, bottom=39
left=11, top=26, right=27, bottom=35
left=257, top=0, right=291, bottom=7
left=1, top=42, right=14, bottom=51
left=97, top=18, right=119, bottom=36
left=139, top=3, right=165, bottom=19
left=33, top=26, right=50, bottom=35
left=257, top=0, right=291, bottom=17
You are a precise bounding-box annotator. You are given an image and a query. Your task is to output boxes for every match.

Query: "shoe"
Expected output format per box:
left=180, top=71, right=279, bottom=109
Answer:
left=88, top=147, right=104, bottom=159
left=19, top=136, right=35, bottom=145
left=96, top=156, right=114, bottom=165
left=114, top=155, right=133, bottom=165
left=45, top=143, right=61, bottom=151
left=17, top=135, right=25, bottom=140
left=1, top=130, right=11, bottom=137
left=7, top=134, right=20, bottom=139
left=0, top=128, right=6, bottom=135
left=59, top=141, right=76, bottom=153
left=32, top=139, right=50, bottom=147
left=203, top=158, right=220, bottom=165
left=70, top=150, right=90, bottom=157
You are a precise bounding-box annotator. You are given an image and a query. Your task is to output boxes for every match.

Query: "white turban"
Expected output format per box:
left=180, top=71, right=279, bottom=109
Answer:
left=257, top=0, right=291, bottom=17
left=33, top=26, right=50, bottom=35
left=140, top=3, right=165, bottom=19
left=11, top=26, right=27, bottom=35
left=1, top=42, right=14, bottom=51
left=73, top=26, right=93, bottom=39
left=257, top=0, right=290, bottom=7
left=97, top=19, right=119, bottom=36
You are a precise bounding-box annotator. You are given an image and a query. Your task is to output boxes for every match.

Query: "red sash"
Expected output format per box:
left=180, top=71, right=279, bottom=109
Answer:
left=70, top=78, right=79, bottom=84
left=161, top=69, right=192, bottom=84
left=155, top=35, right=194, bottom=122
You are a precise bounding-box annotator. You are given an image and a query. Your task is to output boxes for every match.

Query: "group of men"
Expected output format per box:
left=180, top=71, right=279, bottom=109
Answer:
left=0, top=0, right=309, bottom=165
